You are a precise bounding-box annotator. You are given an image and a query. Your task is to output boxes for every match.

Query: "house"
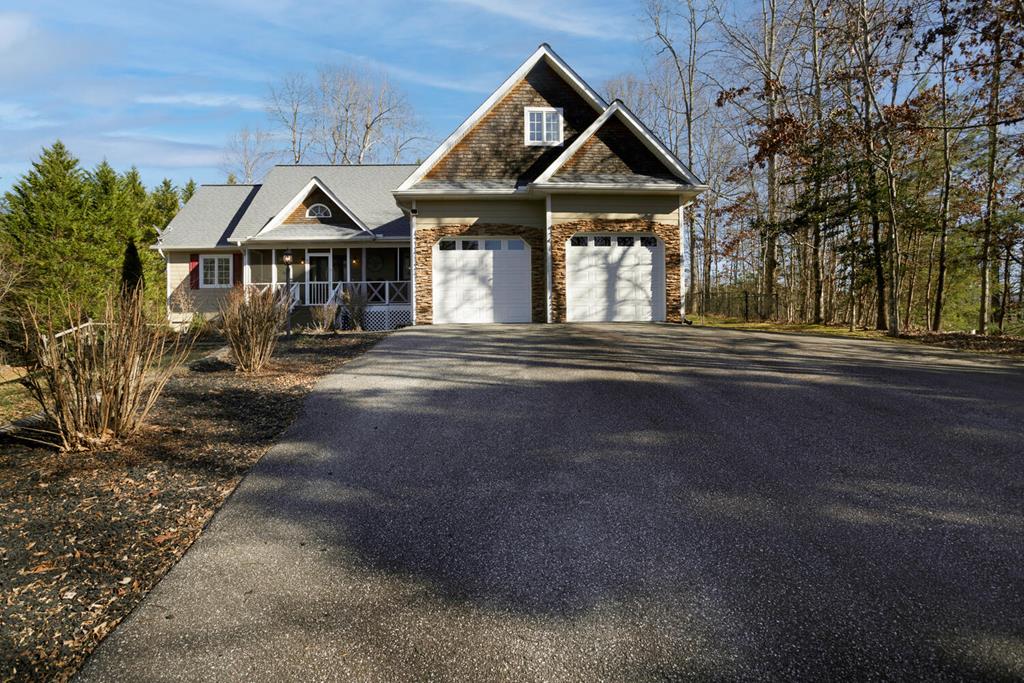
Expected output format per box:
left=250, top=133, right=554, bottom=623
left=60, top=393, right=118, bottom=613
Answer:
left=157, top=44, right=707, bottom=329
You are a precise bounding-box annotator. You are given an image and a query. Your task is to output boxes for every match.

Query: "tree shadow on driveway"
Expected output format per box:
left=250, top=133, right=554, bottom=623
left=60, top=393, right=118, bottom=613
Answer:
left=79, top=325, right=1024, bottom=682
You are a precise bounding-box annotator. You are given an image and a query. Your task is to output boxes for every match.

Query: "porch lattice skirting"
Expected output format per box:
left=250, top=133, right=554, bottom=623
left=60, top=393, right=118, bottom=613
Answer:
left=338, top=306, right=413, bottom=331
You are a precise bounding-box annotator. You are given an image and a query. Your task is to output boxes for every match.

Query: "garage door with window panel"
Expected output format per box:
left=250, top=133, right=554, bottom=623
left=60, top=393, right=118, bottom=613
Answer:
left=433, top=237, right=531, bottom=323
left=566, top=234, right=665, bottom=322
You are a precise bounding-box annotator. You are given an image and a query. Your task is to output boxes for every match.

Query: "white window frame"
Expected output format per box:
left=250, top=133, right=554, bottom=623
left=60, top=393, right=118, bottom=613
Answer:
left=524, top=106, right=563, bottom=147
left=199, top=254, right=232, bottom=289
left=305, top=203, right=332, bottom=219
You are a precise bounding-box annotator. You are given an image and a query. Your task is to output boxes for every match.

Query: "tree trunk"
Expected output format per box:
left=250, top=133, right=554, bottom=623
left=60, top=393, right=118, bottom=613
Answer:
left=932, top=1, right=953, bottom=332
left=979, top=25, right=1001, bottom=334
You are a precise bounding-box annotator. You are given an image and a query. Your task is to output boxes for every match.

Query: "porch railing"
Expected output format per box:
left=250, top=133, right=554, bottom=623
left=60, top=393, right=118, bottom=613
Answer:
left=249, top=281, right=410, bottom=307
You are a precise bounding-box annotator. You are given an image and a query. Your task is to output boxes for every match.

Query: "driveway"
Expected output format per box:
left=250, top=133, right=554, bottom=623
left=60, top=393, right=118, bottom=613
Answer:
left=79, top=324, right=1024, bottom=681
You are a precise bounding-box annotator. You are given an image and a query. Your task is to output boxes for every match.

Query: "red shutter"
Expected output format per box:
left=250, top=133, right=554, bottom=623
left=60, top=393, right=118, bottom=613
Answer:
left=189, top=253, right=199, bottom=289
left=233, top=252, right=243, bottom=286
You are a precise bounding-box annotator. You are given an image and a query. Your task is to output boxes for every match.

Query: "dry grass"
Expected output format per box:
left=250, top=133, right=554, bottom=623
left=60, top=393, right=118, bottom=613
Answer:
left=218, top=286, right=287, bottom=372
left=308, top=303, right=339, bottom=333
left=698, top=314, right=1024, bottom=357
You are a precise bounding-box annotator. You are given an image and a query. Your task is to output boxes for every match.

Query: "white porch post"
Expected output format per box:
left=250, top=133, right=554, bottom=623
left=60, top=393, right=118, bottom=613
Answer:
left=545, top=194, right=552, bottom=323
left=679, top=196, right=688, bottom=321
left=410, top=201, right=417, bottom=325
left=271, top=248, right=277, bottom=288
left=243, top=248, right=251, bottom=299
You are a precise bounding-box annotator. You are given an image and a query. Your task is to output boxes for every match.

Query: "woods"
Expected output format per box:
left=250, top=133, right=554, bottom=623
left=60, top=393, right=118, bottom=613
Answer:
left=616, top=0, right=1023, bottom=334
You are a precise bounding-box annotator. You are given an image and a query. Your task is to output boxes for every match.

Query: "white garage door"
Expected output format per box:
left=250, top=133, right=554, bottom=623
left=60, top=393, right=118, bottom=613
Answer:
left=566, top=234, right=665, bottom=322
left=433, top=237, right=531, bottom=323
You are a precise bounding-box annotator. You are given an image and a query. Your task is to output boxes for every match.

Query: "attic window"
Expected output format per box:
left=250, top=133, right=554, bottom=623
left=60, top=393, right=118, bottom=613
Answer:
left=524, top=107, right=563, bottom=146
left=306, top=203, right=332, bottom=219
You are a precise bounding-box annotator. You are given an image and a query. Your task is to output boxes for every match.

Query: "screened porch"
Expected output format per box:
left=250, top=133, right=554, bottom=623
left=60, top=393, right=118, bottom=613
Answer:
left=243, top=245, right=412, bottom=329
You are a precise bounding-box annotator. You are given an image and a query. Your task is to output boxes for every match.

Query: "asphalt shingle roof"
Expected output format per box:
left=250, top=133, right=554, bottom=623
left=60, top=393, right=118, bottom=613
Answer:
left=230, top=165, right=414, bottom=242
left=159, top=165, right=414, bottom=250
left=157, top=184, right=259, bottom=248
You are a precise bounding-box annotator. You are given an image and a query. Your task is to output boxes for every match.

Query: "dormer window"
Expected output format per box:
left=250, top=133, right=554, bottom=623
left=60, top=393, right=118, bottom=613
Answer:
left=306, top=203, right=332, bottom=219
left=524, top=107, right=563, bottom=146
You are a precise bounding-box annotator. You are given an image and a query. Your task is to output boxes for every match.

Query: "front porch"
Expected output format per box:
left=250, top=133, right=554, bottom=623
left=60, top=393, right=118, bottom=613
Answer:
left=243, top=245, right=412, bottom=330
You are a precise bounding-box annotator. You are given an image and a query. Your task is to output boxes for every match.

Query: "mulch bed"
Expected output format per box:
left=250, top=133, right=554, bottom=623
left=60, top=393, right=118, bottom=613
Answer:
left=0, top=332, right=385, bottom=682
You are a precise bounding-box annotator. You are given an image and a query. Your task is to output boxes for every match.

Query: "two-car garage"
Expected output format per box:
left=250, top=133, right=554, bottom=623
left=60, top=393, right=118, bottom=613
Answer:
left=431, top=233, right=666, bottom=324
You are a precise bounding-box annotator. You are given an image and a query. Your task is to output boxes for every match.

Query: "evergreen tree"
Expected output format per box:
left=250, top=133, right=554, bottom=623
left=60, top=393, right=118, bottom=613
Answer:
left=149, top=178, right=180, bottom=236
left=121, top=239, right=144, bottom=292
left=181, top=178, right=197, bottom=204
left=0, top=141, right=90, bottom=314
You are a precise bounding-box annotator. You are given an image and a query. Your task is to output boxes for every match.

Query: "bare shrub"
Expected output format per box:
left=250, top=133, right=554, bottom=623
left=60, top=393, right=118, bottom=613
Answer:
left=308, top=303, right=339, bottom=333
left=168, top=286, right=209, bottom=334
left=20, top=287, right=195, bottom=452
left=341, top=285, right=369, bottom=331
left=218, top=286, right=286, bottom=372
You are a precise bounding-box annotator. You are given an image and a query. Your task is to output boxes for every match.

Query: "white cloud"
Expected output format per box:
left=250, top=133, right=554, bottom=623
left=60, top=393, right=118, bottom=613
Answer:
left=136, top=93, right=265, bottom=110
left=439, top=0, right=629, bottom=39
left=0, top=102, right=60, bottom=130
left=0, top=12, right=33, bottom=51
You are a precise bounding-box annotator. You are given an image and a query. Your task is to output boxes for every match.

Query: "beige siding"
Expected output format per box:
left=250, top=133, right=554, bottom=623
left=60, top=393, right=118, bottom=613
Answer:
left=166, top=251, right=237, bottom=322
left=415, top=199, right=545, bottom=229
left=550, top=194, right=680, bottom=223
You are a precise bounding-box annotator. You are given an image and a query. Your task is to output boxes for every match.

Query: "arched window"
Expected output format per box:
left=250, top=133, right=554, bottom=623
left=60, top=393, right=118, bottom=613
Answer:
left=306, top=203, right=332, bottom=219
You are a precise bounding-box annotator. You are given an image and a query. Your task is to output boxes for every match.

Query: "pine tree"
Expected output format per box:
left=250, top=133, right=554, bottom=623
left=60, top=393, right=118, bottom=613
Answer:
left=0, top=141, right=90, bottom=314
left=149, top=178, right=180, bottom=236
left=121, top=239, right=144, bottom=292
left=181, top=179, right=197, bottom=204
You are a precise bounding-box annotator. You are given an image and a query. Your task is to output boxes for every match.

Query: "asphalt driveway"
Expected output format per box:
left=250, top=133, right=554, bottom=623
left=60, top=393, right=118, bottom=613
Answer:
left=79, top=324, right=1024, bottom=681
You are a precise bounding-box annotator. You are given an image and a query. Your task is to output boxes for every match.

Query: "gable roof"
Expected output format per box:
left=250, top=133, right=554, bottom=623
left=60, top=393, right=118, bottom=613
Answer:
left=157, top=165, right=415, bottom=250
left=533, top=101, right=704, bottom=188
left=253, top=176, right=373, bottom=239
left=228, top=165, right=415, bottom=243
left=157, top=184, right=259, bottom=249
left=397, top=44, right=607, bottom=192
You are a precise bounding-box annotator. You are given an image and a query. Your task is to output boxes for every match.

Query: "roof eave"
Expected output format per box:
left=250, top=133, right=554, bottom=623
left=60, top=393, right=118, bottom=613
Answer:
left=393, top=188, right=525, bottom=200
left=530, top=182, right=707, bottom=195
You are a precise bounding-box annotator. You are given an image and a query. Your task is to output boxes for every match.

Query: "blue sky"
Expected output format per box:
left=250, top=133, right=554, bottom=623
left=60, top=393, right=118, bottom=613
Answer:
left=0, top=0, right=651, bottom=194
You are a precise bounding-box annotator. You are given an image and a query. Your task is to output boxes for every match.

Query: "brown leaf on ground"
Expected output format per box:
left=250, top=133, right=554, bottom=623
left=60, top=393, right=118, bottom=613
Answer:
left=0, top=332, right=385, bottom=682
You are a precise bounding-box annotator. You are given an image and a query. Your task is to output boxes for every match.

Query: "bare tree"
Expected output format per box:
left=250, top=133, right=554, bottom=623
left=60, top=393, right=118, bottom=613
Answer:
left=222, top=126, right=276, bottom=183
left=648, top=0, right=715, bottom=315
left=313, top=64, right=415, bottom=164
left=268, top=73, right=313, bottom=164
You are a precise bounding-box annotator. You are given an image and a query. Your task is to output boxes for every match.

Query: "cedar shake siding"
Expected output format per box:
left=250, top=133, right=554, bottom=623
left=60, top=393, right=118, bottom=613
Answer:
left=414, top=224, right=547, bottom=324
left=283, top=187, right=358, bottom=228
left=549, top=219, right=682, bottom=324
left=423, top=61, right=599, bottom=186
left=552, top=117, right=678, bottom=184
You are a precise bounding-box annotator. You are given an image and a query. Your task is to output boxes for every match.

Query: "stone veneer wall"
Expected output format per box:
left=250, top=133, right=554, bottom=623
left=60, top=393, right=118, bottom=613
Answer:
left=414, top=224, right=546, bottom=324
left=550, top=219, right=681, bottom=323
